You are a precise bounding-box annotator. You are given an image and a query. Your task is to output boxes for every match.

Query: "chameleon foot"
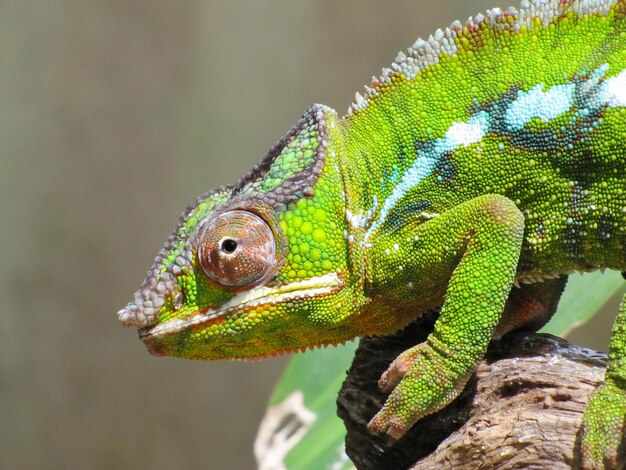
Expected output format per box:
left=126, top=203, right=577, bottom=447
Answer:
left=367, top=342, right=471, bottom=441
left=580, top=380, right=626, bottom=470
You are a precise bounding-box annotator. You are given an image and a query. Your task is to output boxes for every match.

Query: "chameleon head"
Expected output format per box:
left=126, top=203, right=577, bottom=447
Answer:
left=117, top=105, right=361, bottom=359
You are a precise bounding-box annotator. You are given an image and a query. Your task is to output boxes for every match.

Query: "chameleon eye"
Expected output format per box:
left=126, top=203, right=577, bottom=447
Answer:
left=198, top=210, right=277, bottom=288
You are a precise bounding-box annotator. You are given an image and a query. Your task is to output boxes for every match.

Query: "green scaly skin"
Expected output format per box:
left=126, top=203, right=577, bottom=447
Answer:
left=119, top=1, right=626, bottom=467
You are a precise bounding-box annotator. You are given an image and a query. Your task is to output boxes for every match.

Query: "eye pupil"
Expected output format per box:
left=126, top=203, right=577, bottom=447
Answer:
left=221, top=239, right=238, bottom=254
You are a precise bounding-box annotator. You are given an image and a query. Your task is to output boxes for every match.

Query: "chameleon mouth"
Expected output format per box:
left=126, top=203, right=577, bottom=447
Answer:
left=139, top=272, right=343, bottom=340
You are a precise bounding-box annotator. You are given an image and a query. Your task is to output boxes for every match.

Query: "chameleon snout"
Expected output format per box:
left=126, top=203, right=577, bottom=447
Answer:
left=118, top=271, right=178, bottom=328
left=117, top=292, right=163, bottom=329
left=117, top=302, right=148, bottom=328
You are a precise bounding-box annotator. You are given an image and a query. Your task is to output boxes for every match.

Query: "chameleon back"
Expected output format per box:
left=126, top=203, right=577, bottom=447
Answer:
left=340, top=0, right=626, bottom=280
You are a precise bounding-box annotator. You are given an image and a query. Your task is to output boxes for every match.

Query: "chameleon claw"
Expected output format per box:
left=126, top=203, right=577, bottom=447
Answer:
left=378, top=363, right=407, bottom=393
left=385, top=420, right=408, bottom=441
left=378, top=350, right=416, bottom=393
left=367, top=410, right=409, bottom=442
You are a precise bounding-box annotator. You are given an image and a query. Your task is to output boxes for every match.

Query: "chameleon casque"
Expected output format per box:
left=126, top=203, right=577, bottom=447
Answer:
left=119, top=0, right=626, bottom=467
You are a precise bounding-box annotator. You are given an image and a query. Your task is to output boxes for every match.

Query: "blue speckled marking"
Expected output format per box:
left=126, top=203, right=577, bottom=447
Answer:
left=365, top=111, right=491, bottom=240
left=596, top=66, right=626, bottom=108
left=505, top=83, right=575, bottom=131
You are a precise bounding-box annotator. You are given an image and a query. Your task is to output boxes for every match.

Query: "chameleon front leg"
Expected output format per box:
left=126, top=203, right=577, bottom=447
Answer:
left=367, top=194, right=525, bottom=439
left=580, top=293, right=626, bottom=470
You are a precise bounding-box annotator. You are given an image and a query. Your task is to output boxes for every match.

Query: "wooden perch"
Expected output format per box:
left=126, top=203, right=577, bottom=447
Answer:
left=337, top=314, right=607, bottom=470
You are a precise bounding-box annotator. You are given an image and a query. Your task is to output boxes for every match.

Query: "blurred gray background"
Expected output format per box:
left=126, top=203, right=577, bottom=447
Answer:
left=2, top=1, right=616, bottom=469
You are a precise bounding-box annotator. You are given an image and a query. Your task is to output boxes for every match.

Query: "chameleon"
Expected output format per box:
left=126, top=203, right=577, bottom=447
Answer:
left=118, top=0, right=626, bottom=467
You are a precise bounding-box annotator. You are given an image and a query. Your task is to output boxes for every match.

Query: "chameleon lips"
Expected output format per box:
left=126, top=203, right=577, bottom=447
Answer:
left=140, top=272, right=344, bottom=340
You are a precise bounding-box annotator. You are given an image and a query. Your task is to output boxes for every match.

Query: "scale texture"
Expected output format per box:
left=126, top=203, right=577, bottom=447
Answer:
left=119, top=1, right=626, bottom=467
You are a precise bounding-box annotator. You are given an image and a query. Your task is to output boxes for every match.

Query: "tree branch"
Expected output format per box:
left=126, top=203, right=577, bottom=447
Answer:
left=337, top=315, right=607, bottom=469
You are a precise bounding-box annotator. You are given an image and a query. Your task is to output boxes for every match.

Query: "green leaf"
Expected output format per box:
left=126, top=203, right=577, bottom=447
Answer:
left=255, top=342, right=357, bottom=470
left=541, top=270, right=625, bottom=337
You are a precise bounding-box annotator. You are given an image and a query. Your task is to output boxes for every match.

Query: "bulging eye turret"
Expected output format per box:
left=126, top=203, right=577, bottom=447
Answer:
left=198, top=210, right=277, bottom=288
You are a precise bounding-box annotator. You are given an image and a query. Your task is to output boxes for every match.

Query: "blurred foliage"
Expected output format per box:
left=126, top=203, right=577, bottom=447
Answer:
left=262, top=343, right=358, bottom=470
left=541, top=271, right=625, bottom=337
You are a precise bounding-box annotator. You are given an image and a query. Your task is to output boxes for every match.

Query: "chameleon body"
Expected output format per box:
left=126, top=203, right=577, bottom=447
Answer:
left=119, top=1, right=626, bottom=467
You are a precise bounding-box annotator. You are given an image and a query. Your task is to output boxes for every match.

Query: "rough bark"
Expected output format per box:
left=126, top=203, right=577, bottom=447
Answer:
left=337, top=314, right=607, bottom=470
